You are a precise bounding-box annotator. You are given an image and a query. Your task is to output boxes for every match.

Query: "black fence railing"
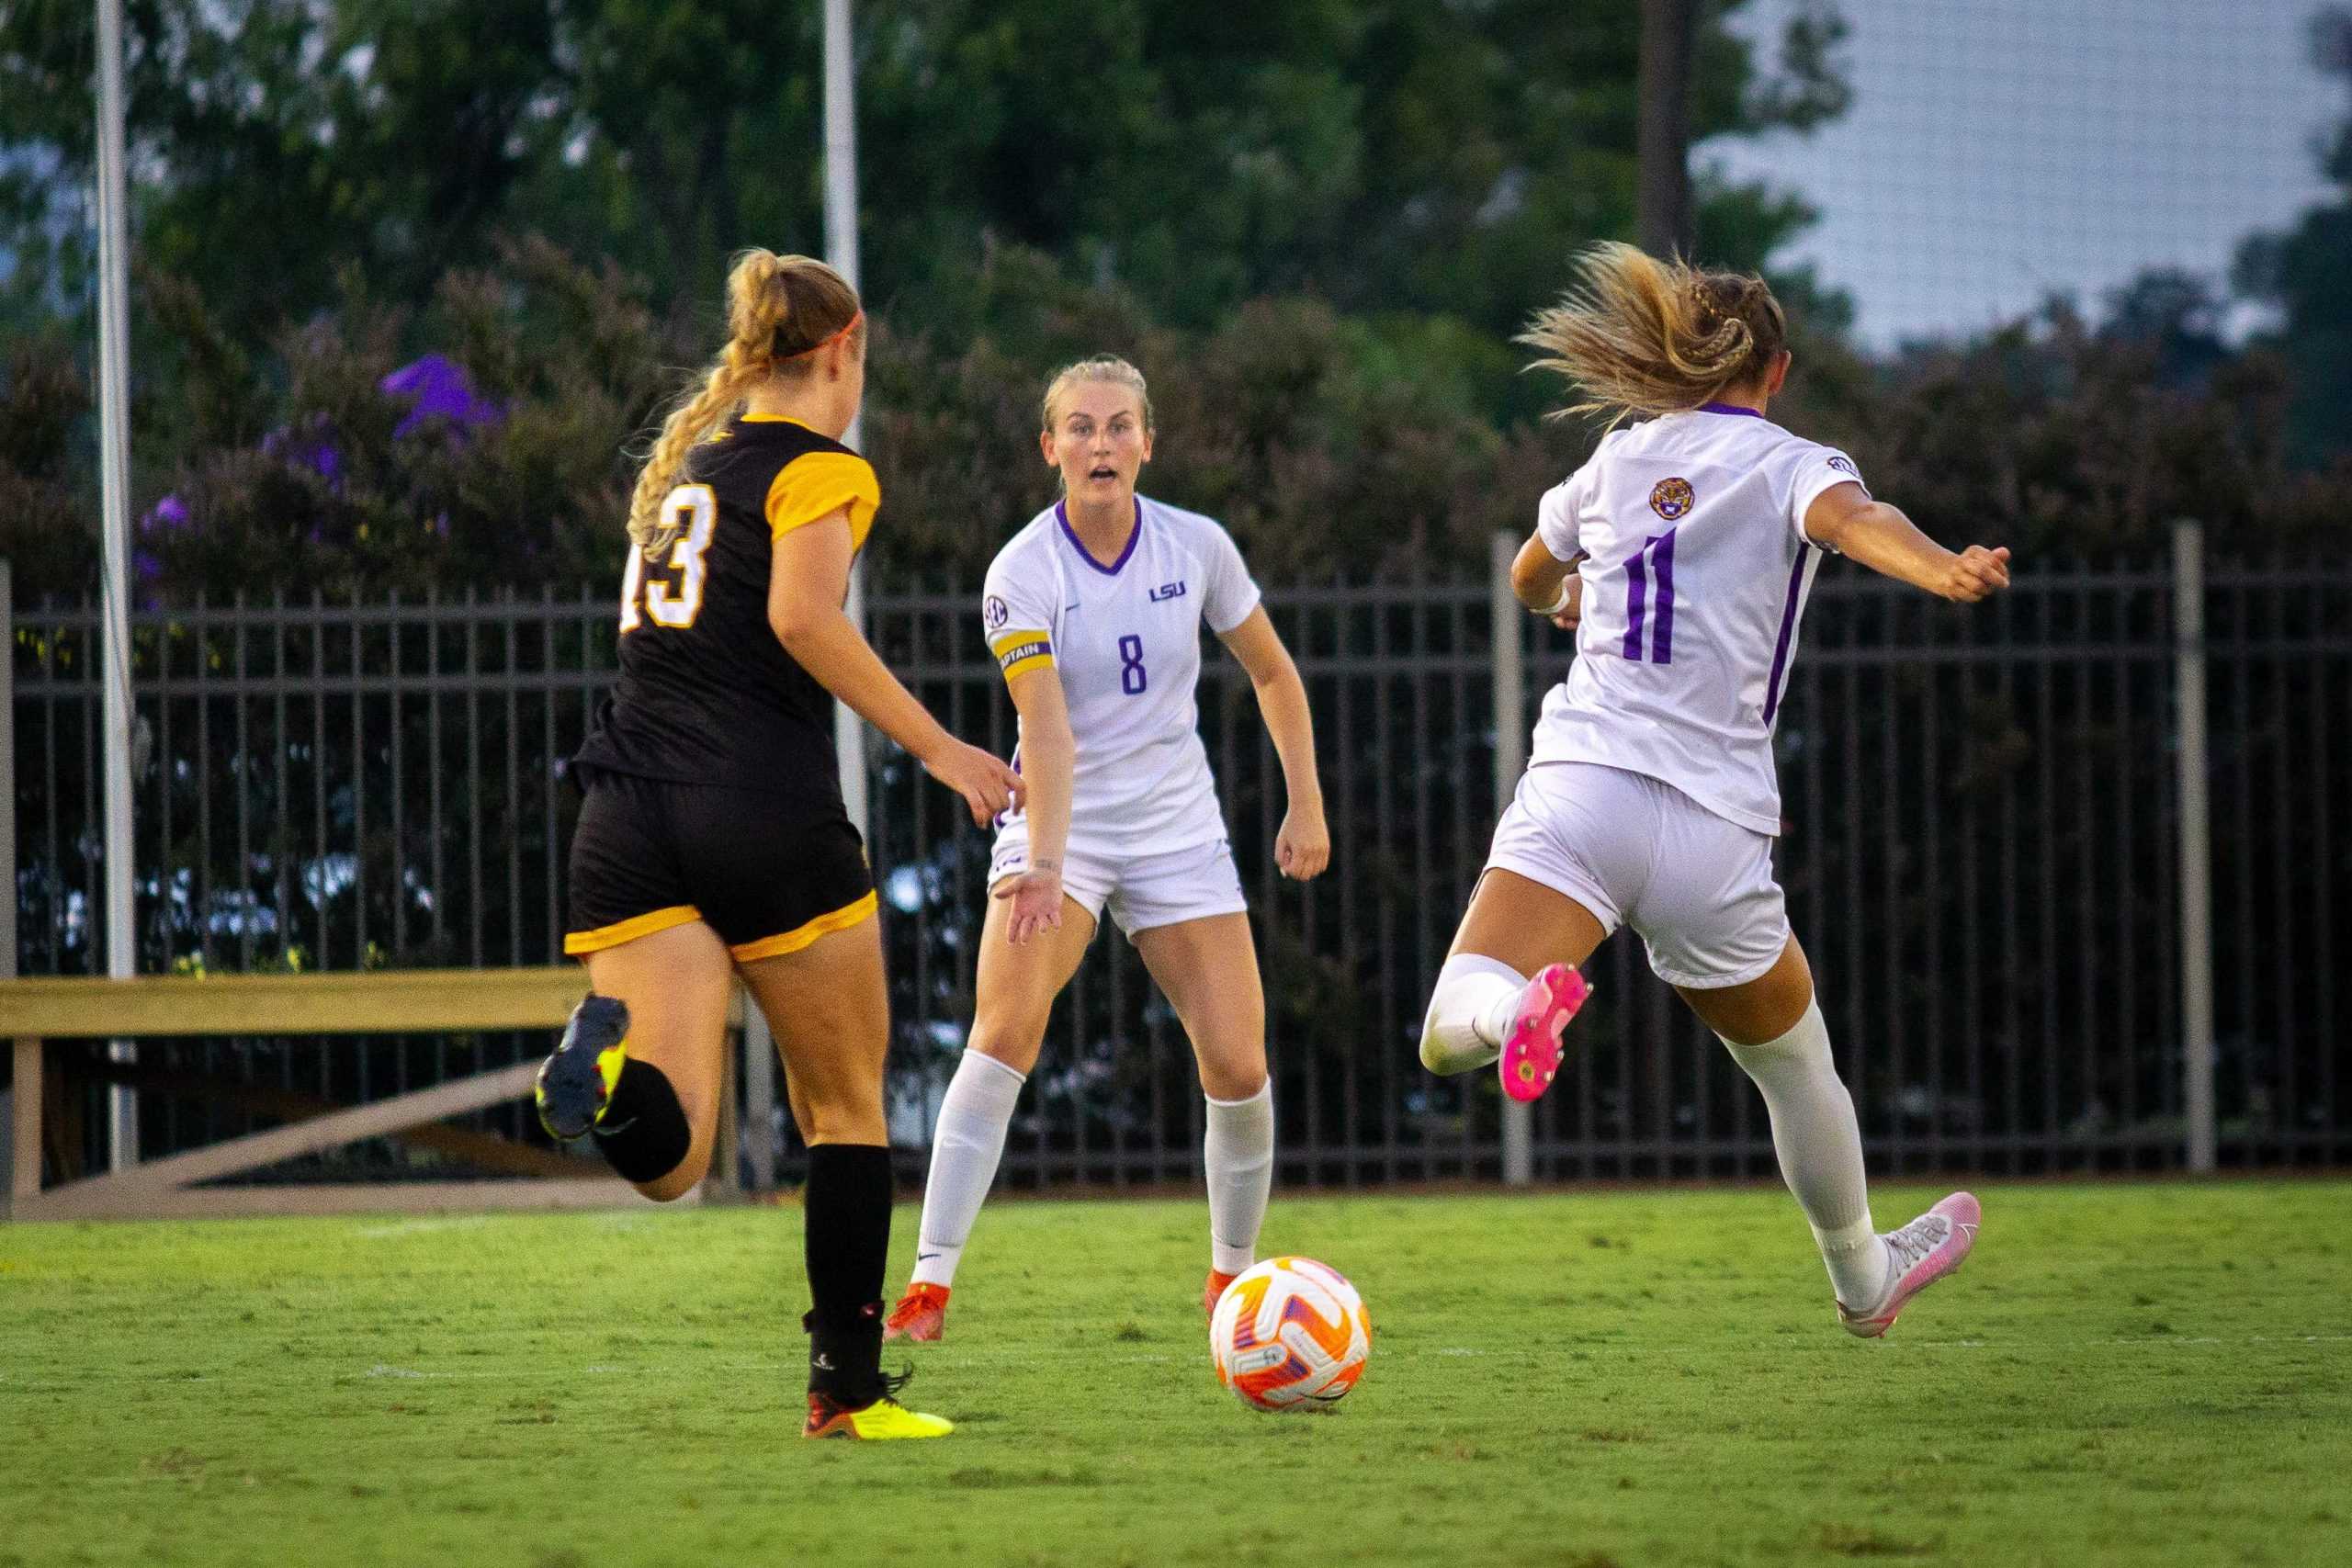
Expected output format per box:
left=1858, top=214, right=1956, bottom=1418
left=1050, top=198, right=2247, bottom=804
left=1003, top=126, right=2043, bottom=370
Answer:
left=9, top=548, right=2348, bottom=1186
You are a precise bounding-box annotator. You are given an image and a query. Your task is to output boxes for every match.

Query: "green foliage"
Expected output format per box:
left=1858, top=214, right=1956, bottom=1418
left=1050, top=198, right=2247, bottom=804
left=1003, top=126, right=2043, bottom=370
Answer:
left=0, top=0, right=1856, bottom=598
left=1784, top=280, right=2346, bottom=560
left=4, top=0, right=2346, bottom=602
left=2, top=0, right=1828, bottom=338
left=2233, top=6, right=2352, bottom=466
left=2, top=1186, right=2348, bottom=1565
left=0, top=330, right=93, bottom=594
left=16, top=239, right=671, bottom=601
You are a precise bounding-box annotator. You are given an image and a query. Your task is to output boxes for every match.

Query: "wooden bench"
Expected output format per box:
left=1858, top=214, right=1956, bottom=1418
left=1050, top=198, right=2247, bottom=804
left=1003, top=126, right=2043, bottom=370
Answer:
left=4, top=969, right=742, bottom=1221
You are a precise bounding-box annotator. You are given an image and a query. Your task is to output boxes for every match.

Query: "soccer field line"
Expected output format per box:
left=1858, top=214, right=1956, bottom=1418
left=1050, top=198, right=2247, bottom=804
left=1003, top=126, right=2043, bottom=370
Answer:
left=2, top=1332, right=2343, bottom=1396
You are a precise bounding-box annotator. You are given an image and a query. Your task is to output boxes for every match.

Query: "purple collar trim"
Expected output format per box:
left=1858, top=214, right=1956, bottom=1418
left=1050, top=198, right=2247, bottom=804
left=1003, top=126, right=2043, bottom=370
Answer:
left=1697, top=401, right=1765, bottom=418
left=1056, top=498, right=1142, bottom=576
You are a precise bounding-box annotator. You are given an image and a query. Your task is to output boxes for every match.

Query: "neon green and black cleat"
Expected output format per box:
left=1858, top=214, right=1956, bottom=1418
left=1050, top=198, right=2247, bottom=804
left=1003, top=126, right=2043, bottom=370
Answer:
left=535, top=994, right=630, bottom=1141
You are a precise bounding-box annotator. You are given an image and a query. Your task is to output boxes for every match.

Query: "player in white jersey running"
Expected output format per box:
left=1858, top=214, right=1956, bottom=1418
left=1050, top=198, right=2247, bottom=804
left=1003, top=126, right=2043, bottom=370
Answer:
left=886, top=355, right=1329, bottom=1341
left=1420, top=245, right=2007, bottom=1337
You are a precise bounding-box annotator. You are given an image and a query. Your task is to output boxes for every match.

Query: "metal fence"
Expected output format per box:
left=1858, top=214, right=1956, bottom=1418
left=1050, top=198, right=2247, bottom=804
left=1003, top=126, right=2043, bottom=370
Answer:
left=7, top=536, right=2348, bottom=1188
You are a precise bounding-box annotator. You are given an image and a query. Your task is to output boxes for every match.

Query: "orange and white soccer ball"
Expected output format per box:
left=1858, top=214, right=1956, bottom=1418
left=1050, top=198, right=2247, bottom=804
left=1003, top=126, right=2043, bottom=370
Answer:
left=1208, top=1257, right=1371, bottom=1411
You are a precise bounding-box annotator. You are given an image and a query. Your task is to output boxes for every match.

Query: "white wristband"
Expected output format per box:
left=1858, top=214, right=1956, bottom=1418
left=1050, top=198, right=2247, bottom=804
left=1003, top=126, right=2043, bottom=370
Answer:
left=1537, top=576, right=1576, bottom=617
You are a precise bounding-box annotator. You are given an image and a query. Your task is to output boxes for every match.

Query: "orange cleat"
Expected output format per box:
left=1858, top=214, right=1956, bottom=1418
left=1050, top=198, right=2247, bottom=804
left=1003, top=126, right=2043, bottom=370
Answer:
left=883, top=1281, right=951, bottom=1343
left=1204, top=1269, right=1241, bottom=1316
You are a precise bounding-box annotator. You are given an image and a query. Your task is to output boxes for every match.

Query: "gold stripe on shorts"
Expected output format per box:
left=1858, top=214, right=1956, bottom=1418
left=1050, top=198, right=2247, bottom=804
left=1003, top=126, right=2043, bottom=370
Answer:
left=728, top=890, right=879, bottom=962
left=563, top=904, right=702, bottom=955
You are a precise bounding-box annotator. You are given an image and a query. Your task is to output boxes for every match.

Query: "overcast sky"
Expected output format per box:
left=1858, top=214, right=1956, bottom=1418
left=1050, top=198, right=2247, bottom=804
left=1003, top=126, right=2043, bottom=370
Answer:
left=1707, top=1, right=2345, bottom=346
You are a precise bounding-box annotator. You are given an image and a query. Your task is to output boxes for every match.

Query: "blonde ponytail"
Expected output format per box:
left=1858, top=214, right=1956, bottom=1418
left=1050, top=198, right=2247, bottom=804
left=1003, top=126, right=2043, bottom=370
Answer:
left=1519, top=243, right=1788, bottom=427
left=626, top=249, right=865, bottom=549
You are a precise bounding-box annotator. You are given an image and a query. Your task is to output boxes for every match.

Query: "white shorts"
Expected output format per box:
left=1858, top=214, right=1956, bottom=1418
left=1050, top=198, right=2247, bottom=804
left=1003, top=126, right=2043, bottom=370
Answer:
left=1485, top=761, right=1790, bottom=989
left=989, top=830, right=1248, bottom=939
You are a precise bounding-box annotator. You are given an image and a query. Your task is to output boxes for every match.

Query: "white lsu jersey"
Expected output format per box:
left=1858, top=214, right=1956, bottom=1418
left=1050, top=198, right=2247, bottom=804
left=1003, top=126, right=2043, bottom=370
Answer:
left=1532, top=404, right=1867, bottom=837
left=981, top=495, right=1262, bottom=857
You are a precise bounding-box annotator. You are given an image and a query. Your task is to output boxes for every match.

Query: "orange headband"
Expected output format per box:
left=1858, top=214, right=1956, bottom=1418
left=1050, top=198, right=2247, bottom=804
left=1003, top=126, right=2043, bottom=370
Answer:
left=784, top=310, right=863, bottom=360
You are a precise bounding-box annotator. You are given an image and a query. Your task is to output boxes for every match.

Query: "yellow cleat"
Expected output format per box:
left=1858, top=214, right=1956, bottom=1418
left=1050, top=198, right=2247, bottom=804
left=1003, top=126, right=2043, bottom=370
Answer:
left=803, top=1393, right=955, bottom=1440
left=535, top=995, right=631, bottom=1141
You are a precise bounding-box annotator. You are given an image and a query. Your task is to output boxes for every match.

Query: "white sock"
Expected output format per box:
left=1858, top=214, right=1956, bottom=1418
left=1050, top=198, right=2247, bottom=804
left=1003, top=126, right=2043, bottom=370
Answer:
left=1717, top=999, right=1888, bottom=1308
left=1204, top=1080, right=1274, bottom=1275
left=1419, top=954, right=1528, bottom=1074
left=910, top=1051, right=1025, bottom=1289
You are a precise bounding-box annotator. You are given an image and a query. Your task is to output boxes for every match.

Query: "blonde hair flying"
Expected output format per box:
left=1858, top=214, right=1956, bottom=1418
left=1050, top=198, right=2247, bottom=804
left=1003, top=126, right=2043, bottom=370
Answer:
left=1519, top=243, right=1788, bottom=427
left=627, top=250, right=864, bottom=549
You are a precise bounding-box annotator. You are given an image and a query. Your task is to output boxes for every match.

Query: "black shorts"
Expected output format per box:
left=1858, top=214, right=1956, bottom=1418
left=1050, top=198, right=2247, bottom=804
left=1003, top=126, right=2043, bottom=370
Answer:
left=564, top=769, right=876, bottom=962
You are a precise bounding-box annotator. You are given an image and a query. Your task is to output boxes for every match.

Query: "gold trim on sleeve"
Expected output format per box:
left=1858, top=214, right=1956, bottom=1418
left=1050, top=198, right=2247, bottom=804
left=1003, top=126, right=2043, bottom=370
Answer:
left=766, top=451, right=881, bottom=551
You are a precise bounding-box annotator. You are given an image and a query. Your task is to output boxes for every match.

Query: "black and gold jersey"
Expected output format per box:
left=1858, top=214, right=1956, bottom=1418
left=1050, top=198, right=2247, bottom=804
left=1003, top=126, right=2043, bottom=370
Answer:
left=573, top=414, right=880, bottom=796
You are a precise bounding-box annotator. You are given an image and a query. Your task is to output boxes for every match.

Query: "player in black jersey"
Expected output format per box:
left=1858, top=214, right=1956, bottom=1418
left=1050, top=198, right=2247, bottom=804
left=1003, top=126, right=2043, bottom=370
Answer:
left=536, top=249, right=1019, bottom=1440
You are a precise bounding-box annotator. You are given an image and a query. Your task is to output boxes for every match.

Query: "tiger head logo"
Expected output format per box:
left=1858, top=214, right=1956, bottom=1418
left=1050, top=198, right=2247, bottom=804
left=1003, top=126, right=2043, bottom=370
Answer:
left=1649, top=477, right=1695, bottom=520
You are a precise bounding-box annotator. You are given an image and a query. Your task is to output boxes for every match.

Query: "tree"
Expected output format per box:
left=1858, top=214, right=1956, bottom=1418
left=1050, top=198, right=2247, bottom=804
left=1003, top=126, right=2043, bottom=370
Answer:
left=3, top=1, right=1846, bottom=369
left=0, top=0, right=1861, bottom=599
left=0, top=1, right=566, bottom=344
left=2233, top=5, right=2352, bottom=467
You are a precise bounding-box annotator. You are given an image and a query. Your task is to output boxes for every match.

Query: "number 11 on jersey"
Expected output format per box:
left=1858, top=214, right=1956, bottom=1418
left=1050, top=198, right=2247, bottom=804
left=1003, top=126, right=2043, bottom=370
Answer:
left=1623, top=529, right=1678, bottom=664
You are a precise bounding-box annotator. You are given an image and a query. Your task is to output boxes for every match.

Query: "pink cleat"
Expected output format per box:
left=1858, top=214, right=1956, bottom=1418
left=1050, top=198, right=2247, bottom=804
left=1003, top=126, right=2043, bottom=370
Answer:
left=1498, top=963, right=1589, bottom=1104
left=1838, top=1191, right=1982, bottom=1338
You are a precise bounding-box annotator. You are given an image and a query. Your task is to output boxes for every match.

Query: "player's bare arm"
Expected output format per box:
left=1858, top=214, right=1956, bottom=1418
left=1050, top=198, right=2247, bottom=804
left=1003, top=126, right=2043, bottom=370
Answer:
left=769, top=506, right=1020, bottom=825
left=1510, top=531, right=1585, bottom=629
left=1803, top=480, right=2011, bottom=603
left=997, top=663, right=1075, bottom=943
left=1216, top=605, right=1330, bottom=881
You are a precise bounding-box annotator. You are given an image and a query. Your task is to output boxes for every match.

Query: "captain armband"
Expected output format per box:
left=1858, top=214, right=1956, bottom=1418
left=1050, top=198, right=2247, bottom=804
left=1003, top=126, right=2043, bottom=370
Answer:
left=991, top=633, right=1054, bottom=682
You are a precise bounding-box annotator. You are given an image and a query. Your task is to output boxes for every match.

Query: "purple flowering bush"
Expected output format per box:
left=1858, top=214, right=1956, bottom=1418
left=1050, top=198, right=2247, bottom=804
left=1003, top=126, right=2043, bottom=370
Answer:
left=2, top=239, right=669, bottom=602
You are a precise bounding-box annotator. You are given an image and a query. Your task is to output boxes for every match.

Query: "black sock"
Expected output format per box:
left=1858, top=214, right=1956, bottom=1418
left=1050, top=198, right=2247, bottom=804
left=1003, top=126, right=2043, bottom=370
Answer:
left=591, top=1060, right=692, bottom=1185
left=801, top=1143, right=895, bottom=1405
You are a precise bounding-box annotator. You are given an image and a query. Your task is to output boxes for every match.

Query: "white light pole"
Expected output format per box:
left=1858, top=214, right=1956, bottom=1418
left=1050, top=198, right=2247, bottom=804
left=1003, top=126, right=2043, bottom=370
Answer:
left=823, top=0, right=867, bottom=833
left=94, top=0, right=141, bottom=1171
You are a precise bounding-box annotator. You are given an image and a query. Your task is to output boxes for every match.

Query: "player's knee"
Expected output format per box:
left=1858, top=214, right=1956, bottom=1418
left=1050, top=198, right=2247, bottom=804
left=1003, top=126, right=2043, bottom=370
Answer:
left=1199, top=1055, right=1266, bottom=1103
left=968, top=1013, right=1047, bottom=1075
left=791, top=1072, right=888, bottom=1146
left=1714, top=996, right=1831, bottom=1071
left=1419, top=956, right=1520, bottom=1075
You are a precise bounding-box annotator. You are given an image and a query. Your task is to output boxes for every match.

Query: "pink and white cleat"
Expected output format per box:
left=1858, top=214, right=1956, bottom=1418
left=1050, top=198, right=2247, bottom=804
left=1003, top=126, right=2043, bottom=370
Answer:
left=1497, top=963, right=1590, bottom=1104
left=1838, top=1191, right=1982, bottom=1338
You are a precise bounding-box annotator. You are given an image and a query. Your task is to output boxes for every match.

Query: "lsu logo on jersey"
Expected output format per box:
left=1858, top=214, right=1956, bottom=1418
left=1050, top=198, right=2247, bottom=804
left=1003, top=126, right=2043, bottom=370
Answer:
left=1649, top=477, right=1695, bottom=521
left=1148, top=580, right=1188, bottom=603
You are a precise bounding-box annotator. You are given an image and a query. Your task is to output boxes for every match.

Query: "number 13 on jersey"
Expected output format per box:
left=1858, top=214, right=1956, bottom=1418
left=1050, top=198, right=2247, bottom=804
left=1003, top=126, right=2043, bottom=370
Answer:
left=619, top=484, right=717, bottom=632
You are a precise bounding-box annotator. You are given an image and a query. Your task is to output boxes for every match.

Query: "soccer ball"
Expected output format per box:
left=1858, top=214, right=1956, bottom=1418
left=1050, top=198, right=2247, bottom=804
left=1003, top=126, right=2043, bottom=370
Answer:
left=1207, top=1257, right=1371, bottom=1411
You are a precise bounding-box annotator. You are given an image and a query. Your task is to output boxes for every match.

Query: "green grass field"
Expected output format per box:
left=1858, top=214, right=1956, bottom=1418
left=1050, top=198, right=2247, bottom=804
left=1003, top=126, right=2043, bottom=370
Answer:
left=4, top=1180, right=2347, bottom=1567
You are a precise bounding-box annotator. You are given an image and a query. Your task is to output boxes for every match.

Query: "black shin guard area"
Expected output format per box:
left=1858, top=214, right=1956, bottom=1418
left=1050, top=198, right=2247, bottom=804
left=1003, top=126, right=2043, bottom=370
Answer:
left=590, top=1060, right=692, bottom=1185
left=802, top=1143, right=894, bottom=1404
